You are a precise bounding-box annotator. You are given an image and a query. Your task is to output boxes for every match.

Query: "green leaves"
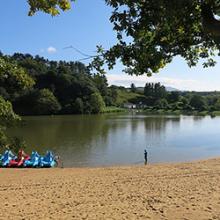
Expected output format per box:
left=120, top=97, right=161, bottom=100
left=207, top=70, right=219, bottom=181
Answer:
left=89, top=92, right=106, bottom=114
left=27, top=0, right=74, bottom=16
left=0, top=58, right=34, bottom=150
left=0, top=96, right=20, bottom=127
left=33, top=89, right=61, bottom=115
left=0, top=58, right=35, bottom=96
left=92, top=0, right=220, bottom=75
left=25, top=0, right=220, bottom=75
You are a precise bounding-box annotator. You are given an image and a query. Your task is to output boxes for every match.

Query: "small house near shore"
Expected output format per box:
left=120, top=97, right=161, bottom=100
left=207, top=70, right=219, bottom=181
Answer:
left=123, top=103, right=137, bottom=109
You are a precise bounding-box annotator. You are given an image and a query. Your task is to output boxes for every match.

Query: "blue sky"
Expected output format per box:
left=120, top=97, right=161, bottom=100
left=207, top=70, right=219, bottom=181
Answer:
left=1, top=0, right=220, bottom=91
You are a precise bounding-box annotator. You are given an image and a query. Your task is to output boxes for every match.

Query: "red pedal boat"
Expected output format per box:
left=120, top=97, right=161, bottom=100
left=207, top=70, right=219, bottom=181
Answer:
left=8, top=149, right=30, bottom=167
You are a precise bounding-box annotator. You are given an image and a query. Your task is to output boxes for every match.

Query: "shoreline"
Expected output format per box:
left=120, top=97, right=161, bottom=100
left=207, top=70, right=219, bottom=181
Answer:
left=58, top=155, right=220, bottom=169
left=1, top=157, right=220, bottom=219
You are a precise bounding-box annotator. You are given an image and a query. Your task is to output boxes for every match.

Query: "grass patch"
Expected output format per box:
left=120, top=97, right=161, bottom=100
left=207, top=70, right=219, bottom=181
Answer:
left=102, top=106, right=126, bottom=113
left=212, top=111, right=220, bottom=116
left=116, top=90, right=145, bottom=106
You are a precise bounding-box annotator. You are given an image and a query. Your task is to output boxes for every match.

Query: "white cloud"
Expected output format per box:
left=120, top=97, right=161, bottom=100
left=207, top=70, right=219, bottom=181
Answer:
left=106, top=73, right=206, bottom=91
left=47, top=46, right=57, bottom=54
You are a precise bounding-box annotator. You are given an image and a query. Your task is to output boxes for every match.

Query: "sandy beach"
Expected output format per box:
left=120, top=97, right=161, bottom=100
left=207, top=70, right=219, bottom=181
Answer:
left=1, top=159, right=220, bottom=220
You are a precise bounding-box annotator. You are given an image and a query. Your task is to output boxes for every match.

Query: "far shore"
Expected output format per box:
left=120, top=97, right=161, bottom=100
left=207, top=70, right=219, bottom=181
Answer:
left=1, top=158, right=220, bottom=219
left=18, top=108, right=220, bottom=117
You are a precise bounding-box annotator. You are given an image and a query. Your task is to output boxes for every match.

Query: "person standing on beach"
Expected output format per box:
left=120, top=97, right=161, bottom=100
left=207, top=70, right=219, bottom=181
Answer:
left=144, top=150, right=148, bottom=165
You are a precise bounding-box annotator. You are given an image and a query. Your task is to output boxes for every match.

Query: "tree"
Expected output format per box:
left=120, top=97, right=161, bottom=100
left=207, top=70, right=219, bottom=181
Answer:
left=0, top=96, right=20, bottom=127
left=144, top=83, right=167, bottom=99
left=0, top=96, right=20, bottom=150
left=144, top=83, right=154, bottom=97
left=33, top=89, right=61, bottom=115
left=154, top=83, right=167, bottom=99
left=189, top=95, right=207, bottom=111
left=62, top=98, right=84, bottom=114
left=213, top=98, right=220, bottom=110
left=89, top=92, right=106, bottom=114
left=168, top=91, right=180, bottom=103
left=4, top=51, right=110, bottom=115
left=0, top=58, right=35, bottom=99
left=27, top=0, right=73, bottom=16
left=155, top=98, right=169, bottom=109
left=15, top=89, right=61, bottom=115
left=74, top=98, right=84, bottom=114
left=130, top=83, right=137, bottom=93
left=106, top=86, right=119, bottom=106
left=91, top=1, right=220, bottom=75
left=93, top=74, right=108, bottom=98
left=0, top=58, right=34, bottom=150
left=26, top=1, right=220, bottom=75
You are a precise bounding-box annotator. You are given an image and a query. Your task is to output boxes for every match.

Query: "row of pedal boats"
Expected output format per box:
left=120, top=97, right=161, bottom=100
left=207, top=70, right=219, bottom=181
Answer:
left=0, top=150, right=59, bottom=168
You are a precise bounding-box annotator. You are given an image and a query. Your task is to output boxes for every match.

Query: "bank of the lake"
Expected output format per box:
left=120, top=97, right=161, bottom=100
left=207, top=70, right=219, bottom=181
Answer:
left=101, top=106, right=126, bottom=113
left=1, top=158, right=220, bottom=220
left=142, top=109, right=220, bottom=117
left=111, top=107, right=220, bottom=117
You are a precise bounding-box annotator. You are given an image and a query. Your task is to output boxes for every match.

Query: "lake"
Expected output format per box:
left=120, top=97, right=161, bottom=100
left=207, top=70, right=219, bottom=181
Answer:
left=7, top=113, right=220, bottom=167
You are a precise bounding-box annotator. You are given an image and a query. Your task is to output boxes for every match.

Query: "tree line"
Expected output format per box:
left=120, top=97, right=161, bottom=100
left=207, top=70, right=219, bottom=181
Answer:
left=130, top=82, right=220, bottom=113
left=0, top=52, right=122, bottom=116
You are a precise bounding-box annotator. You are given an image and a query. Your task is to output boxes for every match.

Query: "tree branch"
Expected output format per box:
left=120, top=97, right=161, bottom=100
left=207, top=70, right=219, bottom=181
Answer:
left=201, top=3, right=220, bottom=37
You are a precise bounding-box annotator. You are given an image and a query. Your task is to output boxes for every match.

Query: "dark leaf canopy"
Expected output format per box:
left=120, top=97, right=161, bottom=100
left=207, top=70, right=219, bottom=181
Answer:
left=102, top=0, right=220, bottom=75
left=27, top=0, right=220, bottom=75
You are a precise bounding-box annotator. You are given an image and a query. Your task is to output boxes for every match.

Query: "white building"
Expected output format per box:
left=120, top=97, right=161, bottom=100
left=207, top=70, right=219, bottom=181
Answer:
left=123, top=103, right=137, bottom=109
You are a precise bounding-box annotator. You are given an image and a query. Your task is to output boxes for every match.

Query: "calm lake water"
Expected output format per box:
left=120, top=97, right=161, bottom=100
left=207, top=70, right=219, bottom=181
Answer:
left=7, top=113, right=220, bottom=167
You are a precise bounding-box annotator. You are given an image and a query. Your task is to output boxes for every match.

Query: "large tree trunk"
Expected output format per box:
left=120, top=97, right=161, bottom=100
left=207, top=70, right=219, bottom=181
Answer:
left=201, top=3, right=220, bottom=39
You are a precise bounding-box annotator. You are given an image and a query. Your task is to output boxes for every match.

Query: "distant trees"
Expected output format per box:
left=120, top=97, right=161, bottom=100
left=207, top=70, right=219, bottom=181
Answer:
left=0, top=51, right=122, bottom=117
left=141, top=83, right=220, bottom=112
left=14, top=89, right=61, bottom=115
left=213, top=98, right=220, bottom=110
left=0, top=51, right=122, bottom=151
left=89, top=92, right=106, bottom=114
left=73, top=98, right=84, bottom=114
left=105, top=86, right=118, bottom=106
left=93, top=74, right=108, bottom=97
left=168, top=91, right=180, bottom=103
left=189, top=95, right=207, bottom=111
left=155, top=98, right=169, bottom=109
left=144, top=83, right=167, bottom=99
left=2, top=51, right=220, bottom=119
left=33, top=89, right=61, bottom=115
left=130, top=83, right=137, bottom=93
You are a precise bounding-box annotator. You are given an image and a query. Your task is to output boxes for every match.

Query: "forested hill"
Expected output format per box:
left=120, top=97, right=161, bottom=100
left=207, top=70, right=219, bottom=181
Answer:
left=2, top=52, right=220, bottom=117
left=0, top=52, right=114, bottom=115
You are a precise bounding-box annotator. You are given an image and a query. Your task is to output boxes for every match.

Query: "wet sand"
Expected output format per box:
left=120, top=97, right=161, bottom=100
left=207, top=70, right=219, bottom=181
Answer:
left=1, top=158, right=220, bottom=219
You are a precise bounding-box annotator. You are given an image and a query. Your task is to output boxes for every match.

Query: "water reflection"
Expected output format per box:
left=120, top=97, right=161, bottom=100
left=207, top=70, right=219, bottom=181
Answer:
left=7, top=113, right=220, bottom=167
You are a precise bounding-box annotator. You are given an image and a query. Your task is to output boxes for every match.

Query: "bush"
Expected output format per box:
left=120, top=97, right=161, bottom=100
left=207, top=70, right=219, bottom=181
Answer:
left=154, top=98, right=169, bottom=109
left=89, top=92, right=105, bottom=114
left=189, top=95, right=207, bottom=111
left=33, top=89, right=61, bottom=115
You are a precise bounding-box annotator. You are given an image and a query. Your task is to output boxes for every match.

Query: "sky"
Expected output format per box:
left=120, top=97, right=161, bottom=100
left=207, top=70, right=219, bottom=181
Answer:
left=1, top=0, right=220, bottom=91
